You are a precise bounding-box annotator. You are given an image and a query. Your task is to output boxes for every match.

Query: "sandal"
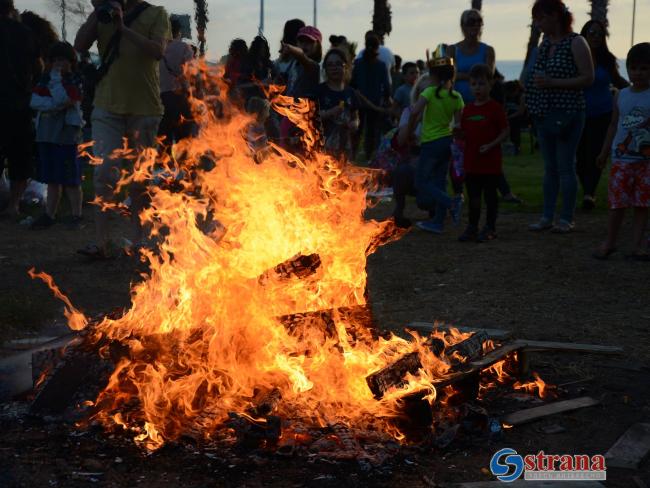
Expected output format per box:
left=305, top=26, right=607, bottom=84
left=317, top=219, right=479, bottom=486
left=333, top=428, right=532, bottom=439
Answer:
left=592, top=247, right=617, bottom=260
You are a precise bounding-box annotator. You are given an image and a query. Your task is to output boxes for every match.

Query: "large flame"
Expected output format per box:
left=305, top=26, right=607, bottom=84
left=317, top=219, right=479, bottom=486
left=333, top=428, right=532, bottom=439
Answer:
left=29, top=62, right=535, bottom=451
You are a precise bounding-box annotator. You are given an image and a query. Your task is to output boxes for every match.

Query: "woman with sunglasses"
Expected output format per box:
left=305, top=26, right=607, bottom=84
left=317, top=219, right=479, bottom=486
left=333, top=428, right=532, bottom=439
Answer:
left=448, top=9, right=495, bottom=104
left=576, top=20, right=628, bottom=210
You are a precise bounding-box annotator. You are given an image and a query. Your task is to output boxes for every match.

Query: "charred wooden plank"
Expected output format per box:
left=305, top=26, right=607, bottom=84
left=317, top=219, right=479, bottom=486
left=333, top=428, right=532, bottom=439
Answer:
left=516, top=339, right=623, bottom=355
left=226, top=412, right=282, bottom=449
left=446, top=330, right=488, bottom=363
left=259, top=253, right=321, bottom=284
left=249, top=387, right=282, bottom=417
left=502, top=396, right=600, bottom=426
left=30, top=350, right=100, bottom=414
left=407, top=322, right=513, bottom=341
left=365, top=220, right=408, bottom=256
left=605, top=423, right=650, bottom=469
left=366, top=352, right=422, bottom=399
left=278, top=304, right=377, bottom=343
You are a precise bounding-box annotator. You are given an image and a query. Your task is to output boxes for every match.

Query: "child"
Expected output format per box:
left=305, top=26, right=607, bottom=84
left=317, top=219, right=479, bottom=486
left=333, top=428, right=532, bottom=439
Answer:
left=316, top=48, right=360, bottom=160
left=458, top=64, right=509, bottom=242
left=593, top=43, right=650, bottom=261
left=278, top=26, right=323, bottom=151
left=245, top=96, right=271, bottom=163
left=392, top=62, right=419, bottom=114
left=30, top=41, right=83, bottom=230
left=402, top=56, right=464, bottom=234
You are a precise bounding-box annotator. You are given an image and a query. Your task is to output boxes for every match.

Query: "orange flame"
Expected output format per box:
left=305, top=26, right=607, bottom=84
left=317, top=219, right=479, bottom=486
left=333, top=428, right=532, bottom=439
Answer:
left=514, top=372, right=554, bottom=399
left=28, top=268, right=87, bottom=330
left=32, top=61, right=530, bottom=450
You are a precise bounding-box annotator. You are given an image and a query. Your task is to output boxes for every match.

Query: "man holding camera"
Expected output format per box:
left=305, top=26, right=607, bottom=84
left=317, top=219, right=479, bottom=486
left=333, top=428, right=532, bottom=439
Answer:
left=74, top=0, right=170, bottom=259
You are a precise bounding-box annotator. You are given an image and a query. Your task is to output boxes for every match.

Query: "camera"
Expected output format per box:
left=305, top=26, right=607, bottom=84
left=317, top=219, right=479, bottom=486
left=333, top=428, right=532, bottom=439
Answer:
left=96, top=0, right=124, bottom=24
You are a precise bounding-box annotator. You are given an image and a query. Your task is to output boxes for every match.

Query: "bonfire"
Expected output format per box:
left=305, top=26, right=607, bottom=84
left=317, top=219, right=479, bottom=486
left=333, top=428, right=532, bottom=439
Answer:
left=30, top=61, right=547, bottom=456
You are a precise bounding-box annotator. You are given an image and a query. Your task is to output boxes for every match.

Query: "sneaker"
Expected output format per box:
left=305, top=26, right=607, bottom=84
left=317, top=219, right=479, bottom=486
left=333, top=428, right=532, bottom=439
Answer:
left=416, top=220, right=444, bottom=234
left=503, top=193, right=523, bottom=204
left=450, top=195, right=463, bottom=226
left=551, top=220, right=574, bottom=234
left=528, top=218, right=553, bottom=232
left=458, top=225, right=478, bottom=242
left=582, top=196, right=596, bottom=211
left=30, top=213, right=56, bottom=230
left=477, top=226, right=497, bottom=242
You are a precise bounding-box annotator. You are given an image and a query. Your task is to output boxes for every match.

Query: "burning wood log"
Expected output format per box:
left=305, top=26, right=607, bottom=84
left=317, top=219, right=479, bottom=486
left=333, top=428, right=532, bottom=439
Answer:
left=249, top=387, right=282, bottom=417
left=445, top=330, right=488, bottom=364
left=366, top=351, right=422, bottom=399
left=278, top=304, right=378, bottom=344
left=258, top=253, right=321, bottom=284
left=30, top=348, right=110, bottom=414
left=226, top=412, right=282, bottom=449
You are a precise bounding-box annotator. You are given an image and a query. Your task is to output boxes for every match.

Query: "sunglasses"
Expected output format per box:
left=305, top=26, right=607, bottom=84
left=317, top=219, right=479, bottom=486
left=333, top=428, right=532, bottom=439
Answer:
left=464, top=18, right=483, bottom=27
left=587, top=29, right=604, bottom=37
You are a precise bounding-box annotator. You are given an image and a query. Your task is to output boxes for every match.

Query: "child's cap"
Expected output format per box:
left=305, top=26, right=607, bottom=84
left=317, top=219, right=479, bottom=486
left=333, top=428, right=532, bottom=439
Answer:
left=297, top=26, right=322, bottom=44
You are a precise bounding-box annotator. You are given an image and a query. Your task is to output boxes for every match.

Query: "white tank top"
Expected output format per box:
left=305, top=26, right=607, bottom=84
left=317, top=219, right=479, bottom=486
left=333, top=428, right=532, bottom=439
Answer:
left=612, top=87, right=650, bottom=162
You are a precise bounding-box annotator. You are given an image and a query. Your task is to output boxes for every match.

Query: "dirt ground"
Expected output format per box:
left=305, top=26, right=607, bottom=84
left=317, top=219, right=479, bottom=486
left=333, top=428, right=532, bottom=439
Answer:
left=0, top=200, right=649, bottom=487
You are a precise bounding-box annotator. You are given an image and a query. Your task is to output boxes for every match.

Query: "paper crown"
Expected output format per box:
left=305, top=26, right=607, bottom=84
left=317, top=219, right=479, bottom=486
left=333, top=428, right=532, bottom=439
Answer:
left=429, top=57, right=454, bottom=67
left=427, top=43, right=455, bottom=68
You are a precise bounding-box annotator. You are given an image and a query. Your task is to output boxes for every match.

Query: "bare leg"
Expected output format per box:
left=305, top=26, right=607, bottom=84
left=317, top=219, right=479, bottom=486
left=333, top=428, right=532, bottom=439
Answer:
left=8, top=179, right=27, bottom=216
left=65, top=185, right=83, bottom=217
left=599, top=208, right=625, bottom=252
left=632, top=207, right=649, bottom=255
left=46, top=184, right=62, bottom=218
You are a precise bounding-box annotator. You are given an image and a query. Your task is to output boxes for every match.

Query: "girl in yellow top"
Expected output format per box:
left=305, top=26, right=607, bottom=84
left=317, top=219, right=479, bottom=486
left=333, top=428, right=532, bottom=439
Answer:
left=403, top=58, right=464, bottom=234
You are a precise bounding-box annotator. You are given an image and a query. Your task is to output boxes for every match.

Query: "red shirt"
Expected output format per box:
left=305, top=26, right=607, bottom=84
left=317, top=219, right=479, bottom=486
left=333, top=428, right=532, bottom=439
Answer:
left=461, top=100, right=508, bottom=174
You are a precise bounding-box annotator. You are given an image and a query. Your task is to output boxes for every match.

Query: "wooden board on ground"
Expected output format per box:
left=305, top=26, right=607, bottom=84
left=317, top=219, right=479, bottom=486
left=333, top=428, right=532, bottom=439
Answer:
left=605, top=423, right=650, bottom=469
left=432, top=342, right=524, bottom=389
left=407, top=322, right=512, bottom=341
left=515, top=339, right=623, bottom=355
left=448, top=481, right=606, bottom=488
left=502, top=397, right=600, bottom=426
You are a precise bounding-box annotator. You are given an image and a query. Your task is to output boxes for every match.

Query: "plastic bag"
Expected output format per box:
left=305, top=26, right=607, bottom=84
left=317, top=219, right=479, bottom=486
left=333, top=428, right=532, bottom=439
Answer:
left=21, top=179, right=48, bottom=206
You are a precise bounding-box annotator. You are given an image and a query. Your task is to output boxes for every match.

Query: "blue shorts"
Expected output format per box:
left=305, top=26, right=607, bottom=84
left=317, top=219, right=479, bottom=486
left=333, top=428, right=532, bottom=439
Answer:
left=36, top=143, right=81, bottom=186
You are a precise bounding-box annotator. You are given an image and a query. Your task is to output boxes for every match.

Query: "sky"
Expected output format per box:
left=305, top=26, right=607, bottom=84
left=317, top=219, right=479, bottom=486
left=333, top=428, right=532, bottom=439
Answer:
left=17, top=0, right=649, bottom=63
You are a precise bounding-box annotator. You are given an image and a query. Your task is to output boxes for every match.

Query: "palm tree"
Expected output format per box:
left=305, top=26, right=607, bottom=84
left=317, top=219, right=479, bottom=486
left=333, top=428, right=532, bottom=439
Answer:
left=471, top=0, right=483, bottom=11
left=372, top=0, right=392, bottom=41
left=589, top=0, right=609, bottom=26
left=193, top=0, right=209, bottom=57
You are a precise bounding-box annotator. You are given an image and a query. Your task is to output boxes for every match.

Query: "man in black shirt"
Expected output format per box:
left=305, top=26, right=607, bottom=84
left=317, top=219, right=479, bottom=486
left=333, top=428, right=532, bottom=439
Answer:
left=0, top=0, right=40, bottom=217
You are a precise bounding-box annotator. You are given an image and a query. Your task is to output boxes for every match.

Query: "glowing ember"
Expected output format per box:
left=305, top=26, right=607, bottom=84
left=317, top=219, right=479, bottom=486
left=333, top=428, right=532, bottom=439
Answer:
left=29, top=62, right=548, bottom=451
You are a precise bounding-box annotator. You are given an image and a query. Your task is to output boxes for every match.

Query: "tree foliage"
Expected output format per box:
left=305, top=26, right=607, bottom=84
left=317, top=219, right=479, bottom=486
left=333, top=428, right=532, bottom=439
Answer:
left=372, top=0, right=392, bottom=40
left=589, top=0, right=609, bottom=26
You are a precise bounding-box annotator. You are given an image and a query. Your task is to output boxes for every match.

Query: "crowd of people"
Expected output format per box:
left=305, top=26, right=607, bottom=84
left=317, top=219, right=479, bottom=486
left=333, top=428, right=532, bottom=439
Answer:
left=0, top=0, right=648, bottom=260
